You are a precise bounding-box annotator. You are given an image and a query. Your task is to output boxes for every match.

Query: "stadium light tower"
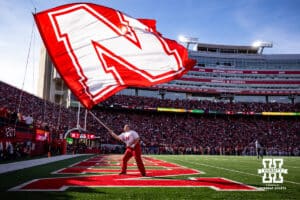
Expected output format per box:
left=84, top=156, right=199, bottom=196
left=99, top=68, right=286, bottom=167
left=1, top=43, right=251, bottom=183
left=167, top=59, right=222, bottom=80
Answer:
left=252, top=40, right=273, bottom=54
left=178, top=35, right=198, bottom=49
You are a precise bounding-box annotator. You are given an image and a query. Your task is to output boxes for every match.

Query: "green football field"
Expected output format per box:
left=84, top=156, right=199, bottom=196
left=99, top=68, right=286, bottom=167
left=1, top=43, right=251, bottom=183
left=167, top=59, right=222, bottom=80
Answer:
left=0, top=154, right=299, bottom=200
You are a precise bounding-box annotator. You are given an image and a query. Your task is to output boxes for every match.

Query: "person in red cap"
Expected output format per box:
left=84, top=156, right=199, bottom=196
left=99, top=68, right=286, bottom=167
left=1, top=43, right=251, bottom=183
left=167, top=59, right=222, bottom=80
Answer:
left=108, top=124, right=146, bottom=176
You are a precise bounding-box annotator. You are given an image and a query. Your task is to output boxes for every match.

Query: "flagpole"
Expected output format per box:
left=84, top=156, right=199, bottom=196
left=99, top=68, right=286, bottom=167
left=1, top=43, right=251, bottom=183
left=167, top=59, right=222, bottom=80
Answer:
left=76, top=101, right=81, bottom=128
left=84, top=109, right=87, bottom=131
left=88, top=111, right=111, bottom=131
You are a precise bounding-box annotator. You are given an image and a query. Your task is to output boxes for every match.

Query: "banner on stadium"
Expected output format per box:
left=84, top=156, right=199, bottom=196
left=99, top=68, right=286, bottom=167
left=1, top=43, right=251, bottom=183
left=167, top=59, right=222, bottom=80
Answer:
left=34, top=3, right=195, bottom=109
left=66, top=138, right=73, bottom=144
left=70, top=132, right=95, bottom=139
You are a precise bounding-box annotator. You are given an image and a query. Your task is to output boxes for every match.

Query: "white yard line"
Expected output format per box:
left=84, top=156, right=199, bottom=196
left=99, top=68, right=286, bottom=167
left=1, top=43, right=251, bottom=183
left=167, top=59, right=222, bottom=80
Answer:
left=168, top=157, right=300, bottom=185
left=0, top=154, right=91, bottom=174
left=284, top=165, right=300, bottom=169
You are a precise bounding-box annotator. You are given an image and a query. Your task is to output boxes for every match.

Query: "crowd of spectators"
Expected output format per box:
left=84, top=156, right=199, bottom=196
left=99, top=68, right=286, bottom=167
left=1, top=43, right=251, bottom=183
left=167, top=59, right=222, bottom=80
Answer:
left=0, top=140, right=32, bottom=161
left=101, top=95, right=300, bottom=112
left=0, top=81, right=77, bottom=134
left=90, top=109, right=299, bottom=156
left=0, top=81, right=299, bottom=159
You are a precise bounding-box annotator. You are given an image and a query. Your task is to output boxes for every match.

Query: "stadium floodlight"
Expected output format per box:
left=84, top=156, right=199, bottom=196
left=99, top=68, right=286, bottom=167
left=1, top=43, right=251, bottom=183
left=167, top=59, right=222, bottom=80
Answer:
left=252, top=40, right=273, bottom=53
left=178, top=35, right=198, bottom=43
left=252, top=40, right=273, bottom=48
left=178, top=35, right=198, bottom=49
left=178, top=35, right=188, bottom=43
left=252, top=40, right=262, bottom=47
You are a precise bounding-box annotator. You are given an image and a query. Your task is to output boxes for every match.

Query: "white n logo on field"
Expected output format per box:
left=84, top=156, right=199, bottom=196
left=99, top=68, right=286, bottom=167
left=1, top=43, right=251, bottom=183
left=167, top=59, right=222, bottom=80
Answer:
left=9, top=155, right=259, bottom=191
left=48, top=4, right=182, bottom=101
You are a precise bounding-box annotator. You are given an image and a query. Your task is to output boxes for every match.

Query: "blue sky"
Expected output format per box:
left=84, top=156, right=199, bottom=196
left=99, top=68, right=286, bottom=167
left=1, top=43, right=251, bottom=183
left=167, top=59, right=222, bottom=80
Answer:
left=0, top=0, right=300, bottom=95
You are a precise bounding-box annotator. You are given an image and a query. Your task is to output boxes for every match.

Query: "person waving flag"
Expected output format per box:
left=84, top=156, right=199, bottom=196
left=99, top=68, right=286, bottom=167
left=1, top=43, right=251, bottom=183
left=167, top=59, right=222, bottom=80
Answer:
left=109, top=124, right=146, bottom=176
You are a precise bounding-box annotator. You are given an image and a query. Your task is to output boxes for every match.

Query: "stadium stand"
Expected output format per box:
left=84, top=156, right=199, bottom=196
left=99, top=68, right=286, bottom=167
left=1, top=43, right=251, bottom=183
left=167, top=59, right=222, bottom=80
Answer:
left=102, top=95, right=300, bottom=112
left=0, top=80, right=299, bottom=161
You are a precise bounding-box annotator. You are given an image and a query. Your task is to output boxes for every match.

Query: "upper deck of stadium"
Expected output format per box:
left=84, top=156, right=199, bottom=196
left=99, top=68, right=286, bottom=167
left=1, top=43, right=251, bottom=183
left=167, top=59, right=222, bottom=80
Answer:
left=190, top=42, right=300, bottom=69
left=137, top=42, right=300, bottom=102
left=38, top=41, right=300, bottom=105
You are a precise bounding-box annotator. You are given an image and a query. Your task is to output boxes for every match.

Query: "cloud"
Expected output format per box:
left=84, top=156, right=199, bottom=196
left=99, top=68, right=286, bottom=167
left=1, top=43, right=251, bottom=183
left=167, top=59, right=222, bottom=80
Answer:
left=0, top=1, right=40, bottom=95
left=253, top=27, right=300, bottom=54
left=233, top=1, right=300, bottom=53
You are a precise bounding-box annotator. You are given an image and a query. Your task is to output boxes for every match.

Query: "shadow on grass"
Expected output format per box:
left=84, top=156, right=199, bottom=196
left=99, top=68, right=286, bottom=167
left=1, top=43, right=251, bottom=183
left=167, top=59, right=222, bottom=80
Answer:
left=1, top=187, right=107, bottom=200
left=0, top=155, right=48, bottom=164
left=0, top=155, right=94, bottom=191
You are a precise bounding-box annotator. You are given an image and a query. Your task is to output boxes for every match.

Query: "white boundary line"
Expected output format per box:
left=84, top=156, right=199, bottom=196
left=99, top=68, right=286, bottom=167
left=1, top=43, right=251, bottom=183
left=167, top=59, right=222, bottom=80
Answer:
left=0, top=154, right=92, bottom=174
left=9, top=155, right=261, bottom=191
left=9, top=176, right=260, bottom=192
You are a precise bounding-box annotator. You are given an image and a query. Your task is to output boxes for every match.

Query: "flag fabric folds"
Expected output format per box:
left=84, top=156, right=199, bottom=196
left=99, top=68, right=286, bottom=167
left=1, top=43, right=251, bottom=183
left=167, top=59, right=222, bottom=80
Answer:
left=34, top=3, right=195, bottom=109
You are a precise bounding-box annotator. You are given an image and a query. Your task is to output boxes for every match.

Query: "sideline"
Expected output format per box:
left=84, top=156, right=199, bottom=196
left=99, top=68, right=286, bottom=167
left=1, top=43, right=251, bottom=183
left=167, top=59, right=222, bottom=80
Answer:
left=0, top=154, right=92, bottom=174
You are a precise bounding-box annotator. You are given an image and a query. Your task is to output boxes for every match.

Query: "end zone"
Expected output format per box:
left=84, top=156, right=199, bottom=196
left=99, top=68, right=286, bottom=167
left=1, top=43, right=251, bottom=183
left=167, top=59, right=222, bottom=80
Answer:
left=9, top=155, right=262, bottom=191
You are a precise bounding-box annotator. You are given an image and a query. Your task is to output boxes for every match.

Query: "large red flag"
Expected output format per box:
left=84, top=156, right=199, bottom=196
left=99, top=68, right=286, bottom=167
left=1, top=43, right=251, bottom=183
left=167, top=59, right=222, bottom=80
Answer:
left=34, top=3, right=195, bottom=109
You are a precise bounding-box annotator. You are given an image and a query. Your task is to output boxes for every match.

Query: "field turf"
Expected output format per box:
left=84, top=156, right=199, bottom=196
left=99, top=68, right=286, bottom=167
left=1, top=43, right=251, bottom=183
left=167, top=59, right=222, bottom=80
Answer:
left=0, top=154, right=299, bottom=200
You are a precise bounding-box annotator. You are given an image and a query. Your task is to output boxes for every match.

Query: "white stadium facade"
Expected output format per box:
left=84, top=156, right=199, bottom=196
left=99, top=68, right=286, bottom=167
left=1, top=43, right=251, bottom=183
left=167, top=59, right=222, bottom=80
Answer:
left=38, top=41, right=300, bottom=106
left=119, top=41, right=300, bottom=104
